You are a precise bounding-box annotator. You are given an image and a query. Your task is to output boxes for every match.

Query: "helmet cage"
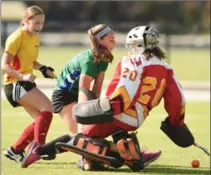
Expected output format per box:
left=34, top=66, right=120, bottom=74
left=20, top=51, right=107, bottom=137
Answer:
left=125, top=26, right=160, bottom=55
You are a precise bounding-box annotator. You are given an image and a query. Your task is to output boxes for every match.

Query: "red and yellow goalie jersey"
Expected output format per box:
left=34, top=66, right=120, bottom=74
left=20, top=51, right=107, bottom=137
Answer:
left=106, top=55, right=185, bottom=131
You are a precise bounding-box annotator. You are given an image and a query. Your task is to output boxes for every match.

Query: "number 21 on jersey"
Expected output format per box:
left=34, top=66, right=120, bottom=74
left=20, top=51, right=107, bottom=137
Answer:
left=138, top=77, right=166, bottom=108
left=122, top=67, right=166, bottom=108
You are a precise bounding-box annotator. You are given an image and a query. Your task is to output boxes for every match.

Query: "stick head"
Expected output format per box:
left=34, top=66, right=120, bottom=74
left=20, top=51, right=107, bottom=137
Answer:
left=194, top=143, right=210, bottom=156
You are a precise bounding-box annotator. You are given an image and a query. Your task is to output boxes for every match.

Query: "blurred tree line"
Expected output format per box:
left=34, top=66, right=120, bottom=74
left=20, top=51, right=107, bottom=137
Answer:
left=24, top=1, right=210, bottom=34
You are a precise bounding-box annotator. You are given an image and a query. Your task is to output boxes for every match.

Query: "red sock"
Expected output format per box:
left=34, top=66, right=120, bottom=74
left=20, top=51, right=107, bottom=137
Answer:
left=34, top=111, right=53, bottom=144
left=12, top=123, right=34, bottom=152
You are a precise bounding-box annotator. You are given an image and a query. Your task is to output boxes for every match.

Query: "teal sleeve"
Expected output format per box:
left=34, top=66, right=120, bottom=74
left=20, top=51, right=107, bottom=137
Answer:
left=101, top=62, right=108, bottom=72
left=81, top=61, right=97, bottom=78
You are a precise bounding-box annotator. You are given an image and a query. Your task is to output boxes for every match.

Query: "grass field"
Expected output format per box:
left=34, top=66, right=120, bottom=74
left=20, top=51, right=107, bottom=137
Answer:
left=1, top=47, right=210, bottom=82
left=32, top=47, right=210, bottom=82
left=1, top=99, right=210, bottom=175
left=1, top=47, right=210, bottom=174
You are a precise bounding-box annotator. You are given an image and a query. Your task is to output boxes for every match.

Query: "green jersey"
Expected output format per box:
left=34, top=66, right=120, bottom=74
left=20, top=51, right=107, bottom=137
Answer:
left=55, top=49, right=108, bottom=94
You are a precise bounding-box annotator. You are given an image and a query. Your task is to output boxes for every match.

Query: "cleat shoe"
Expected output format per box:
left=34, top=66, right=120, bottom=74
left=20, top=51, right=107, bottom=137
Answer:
left=41, top=154, right=56, bottom=160
left=142, top=150, right=161, bottom=167
left=4, top=146, right=25, bottom=163
left=21, top=141, right=41, bottom=168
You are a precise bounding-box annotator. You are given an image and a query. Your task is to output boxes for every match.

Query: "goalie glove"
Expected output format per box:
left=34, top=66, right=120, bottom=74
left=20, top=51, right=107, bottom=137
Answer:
left=39, top=65, right=55, bottom=79
left=160, top=117, right=195, bottom=147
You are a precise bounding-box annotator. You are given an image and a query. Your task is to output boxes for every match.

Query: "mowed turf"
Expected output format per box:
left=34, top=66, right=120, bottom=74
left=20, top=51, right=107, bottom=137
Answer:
left=1, top=100, right=210, bottom=175
left=33, top=47, right=210, bottom=81
left=1, top=47, right=210, bottom=174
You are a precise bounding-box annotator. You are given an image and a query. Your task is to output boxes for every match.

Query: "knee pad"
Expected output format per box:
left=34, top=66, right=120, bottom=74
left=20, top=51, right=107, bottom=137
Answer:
left=73, top=98, right=113, bottom=124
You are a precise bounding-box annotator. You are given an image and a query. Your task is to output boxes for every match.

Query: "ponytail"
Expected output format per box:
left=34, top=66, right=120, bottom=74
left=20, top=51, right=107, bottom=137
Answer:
left=88, top=24, right=113, bottom=63
left=143, top=47, right=166, bottom=60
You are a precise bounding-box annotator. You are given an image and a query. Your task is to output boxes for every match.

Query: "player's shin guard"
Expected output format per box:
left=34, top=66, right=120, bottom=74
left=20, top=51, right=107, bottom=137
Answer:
left=73, top=98, right=113, bottom=124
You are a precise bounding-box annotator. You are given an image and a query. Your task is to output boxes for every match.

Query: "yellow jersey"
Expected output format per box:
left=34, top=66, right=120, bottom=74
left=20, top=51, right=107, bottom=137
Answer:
left=3, top=28, right=40, bottom=85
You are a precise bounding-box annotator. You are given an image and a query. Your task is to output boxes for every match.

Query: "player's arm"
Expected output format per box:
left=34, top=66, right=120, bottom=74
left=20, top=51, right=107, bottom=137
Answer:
left=78, top=73, right=94, bottom=103
left=33, top=61, right=56, bottom=79
left=1, top=52, right=23, bottom=80
left=78, top=61, right=101, bottom=103
left=162, top=71, right=185, bottom=127
left=110, top=62, right=142, bottom=114
left=1, top=32, right=24, bottom=80
left=2, top=34, right=35, bottom=81
left=161, top=70, right=195, bottom=148
left=33, top=60, right=43, bottom=70
left=92, top=71, right=105, bottom=98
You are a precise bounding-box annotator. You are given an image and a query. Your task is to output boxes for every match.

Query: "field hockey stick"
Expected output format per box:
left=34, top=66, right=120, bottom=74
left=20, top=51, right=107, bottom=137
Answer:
left=194, top=142, right=210, bottom=156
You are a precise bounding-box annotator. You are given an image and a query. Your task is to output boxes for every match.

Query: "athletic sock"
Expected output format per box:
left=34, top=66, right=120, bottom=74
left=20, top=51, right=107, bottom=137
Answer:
left=34, top=111, right=53, bottom=144
left=39, top=134, right=72, bottom=155
left=12, top=122, right=34, bottom=152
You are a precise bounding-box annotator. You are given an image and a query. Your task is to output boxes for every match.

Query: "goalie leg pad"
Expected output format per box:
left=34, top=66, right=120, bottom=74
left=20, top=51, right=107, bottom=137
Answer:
left=55, top=133, right=123, bottom=168
left=71, top=133, right=109, bottom=155
left=112, top=130, right=130, bottom=143
left=114, top=132, right=146, bottom=171
left=73, top=98, right=113, bottom=124
left=117, top=132, right=142, bottom=161
left=55, top=133, right=146, bottom=171
left=160, top=117, right=195, bottom=147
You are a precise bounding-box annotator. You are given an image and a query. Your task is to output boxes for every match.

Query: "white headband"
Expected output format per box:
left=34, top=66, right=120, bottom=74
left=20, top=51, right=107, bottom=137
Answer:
left=95, top=26, right=112, bottom=39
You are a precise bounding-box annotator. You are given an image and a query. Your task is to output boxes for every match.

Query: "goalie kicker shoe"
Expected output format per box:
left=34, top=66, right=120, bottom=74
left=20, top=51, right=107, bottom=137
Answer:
left=4, top=146, right=25, bottom=163
left=126, top=150, right=161, bottom=171
left=21, top=141, right=41, bottom=168
left=142, top=150, right=161, bottom=167
left=41, top=154, right=56, bottom=160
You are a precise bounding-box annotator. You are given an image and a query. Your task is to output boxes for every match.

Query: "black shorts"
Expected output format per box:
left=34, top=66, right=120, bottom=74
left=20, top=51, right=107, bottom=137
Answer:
left=3, top=81, right=37, bottom=107
left=52, top=90, right=78, bottom=113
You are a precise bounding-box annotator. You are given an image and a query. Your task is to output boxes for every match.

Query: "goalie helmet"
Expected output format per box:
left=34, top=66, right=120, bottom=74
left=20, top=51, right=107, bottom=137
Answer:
left=125, top=26, right=160, bottom=55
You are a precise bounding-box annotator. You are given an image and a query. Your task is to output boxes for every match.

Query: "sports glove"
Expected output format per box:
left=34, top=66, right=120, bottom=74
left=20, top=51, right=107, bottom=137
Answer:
left=160, top=117, right=194, bottom=147
left=39, top=65, right=55, bottom=79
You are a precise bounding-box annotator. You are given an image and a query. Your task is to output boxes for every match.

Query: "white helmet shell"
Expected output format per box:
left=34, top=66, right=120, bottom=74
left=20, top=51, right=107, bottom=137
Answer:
left=125, top=26, right=160, bottom=54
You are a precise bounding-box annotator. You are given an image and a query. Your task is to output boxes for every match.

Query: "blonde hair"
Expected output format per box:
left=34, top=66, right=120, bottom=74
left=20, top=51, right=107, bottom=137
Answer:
left=21, top=5, right=44, bottom=26
left=88, top=24, right=113, bottom=63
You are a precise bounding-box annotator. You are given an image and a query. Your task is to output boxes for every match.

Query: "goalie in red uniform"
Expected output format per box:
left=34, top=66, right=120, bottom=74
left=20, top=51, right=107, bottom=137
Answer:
left=22, top=26, right=196, bottom=171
